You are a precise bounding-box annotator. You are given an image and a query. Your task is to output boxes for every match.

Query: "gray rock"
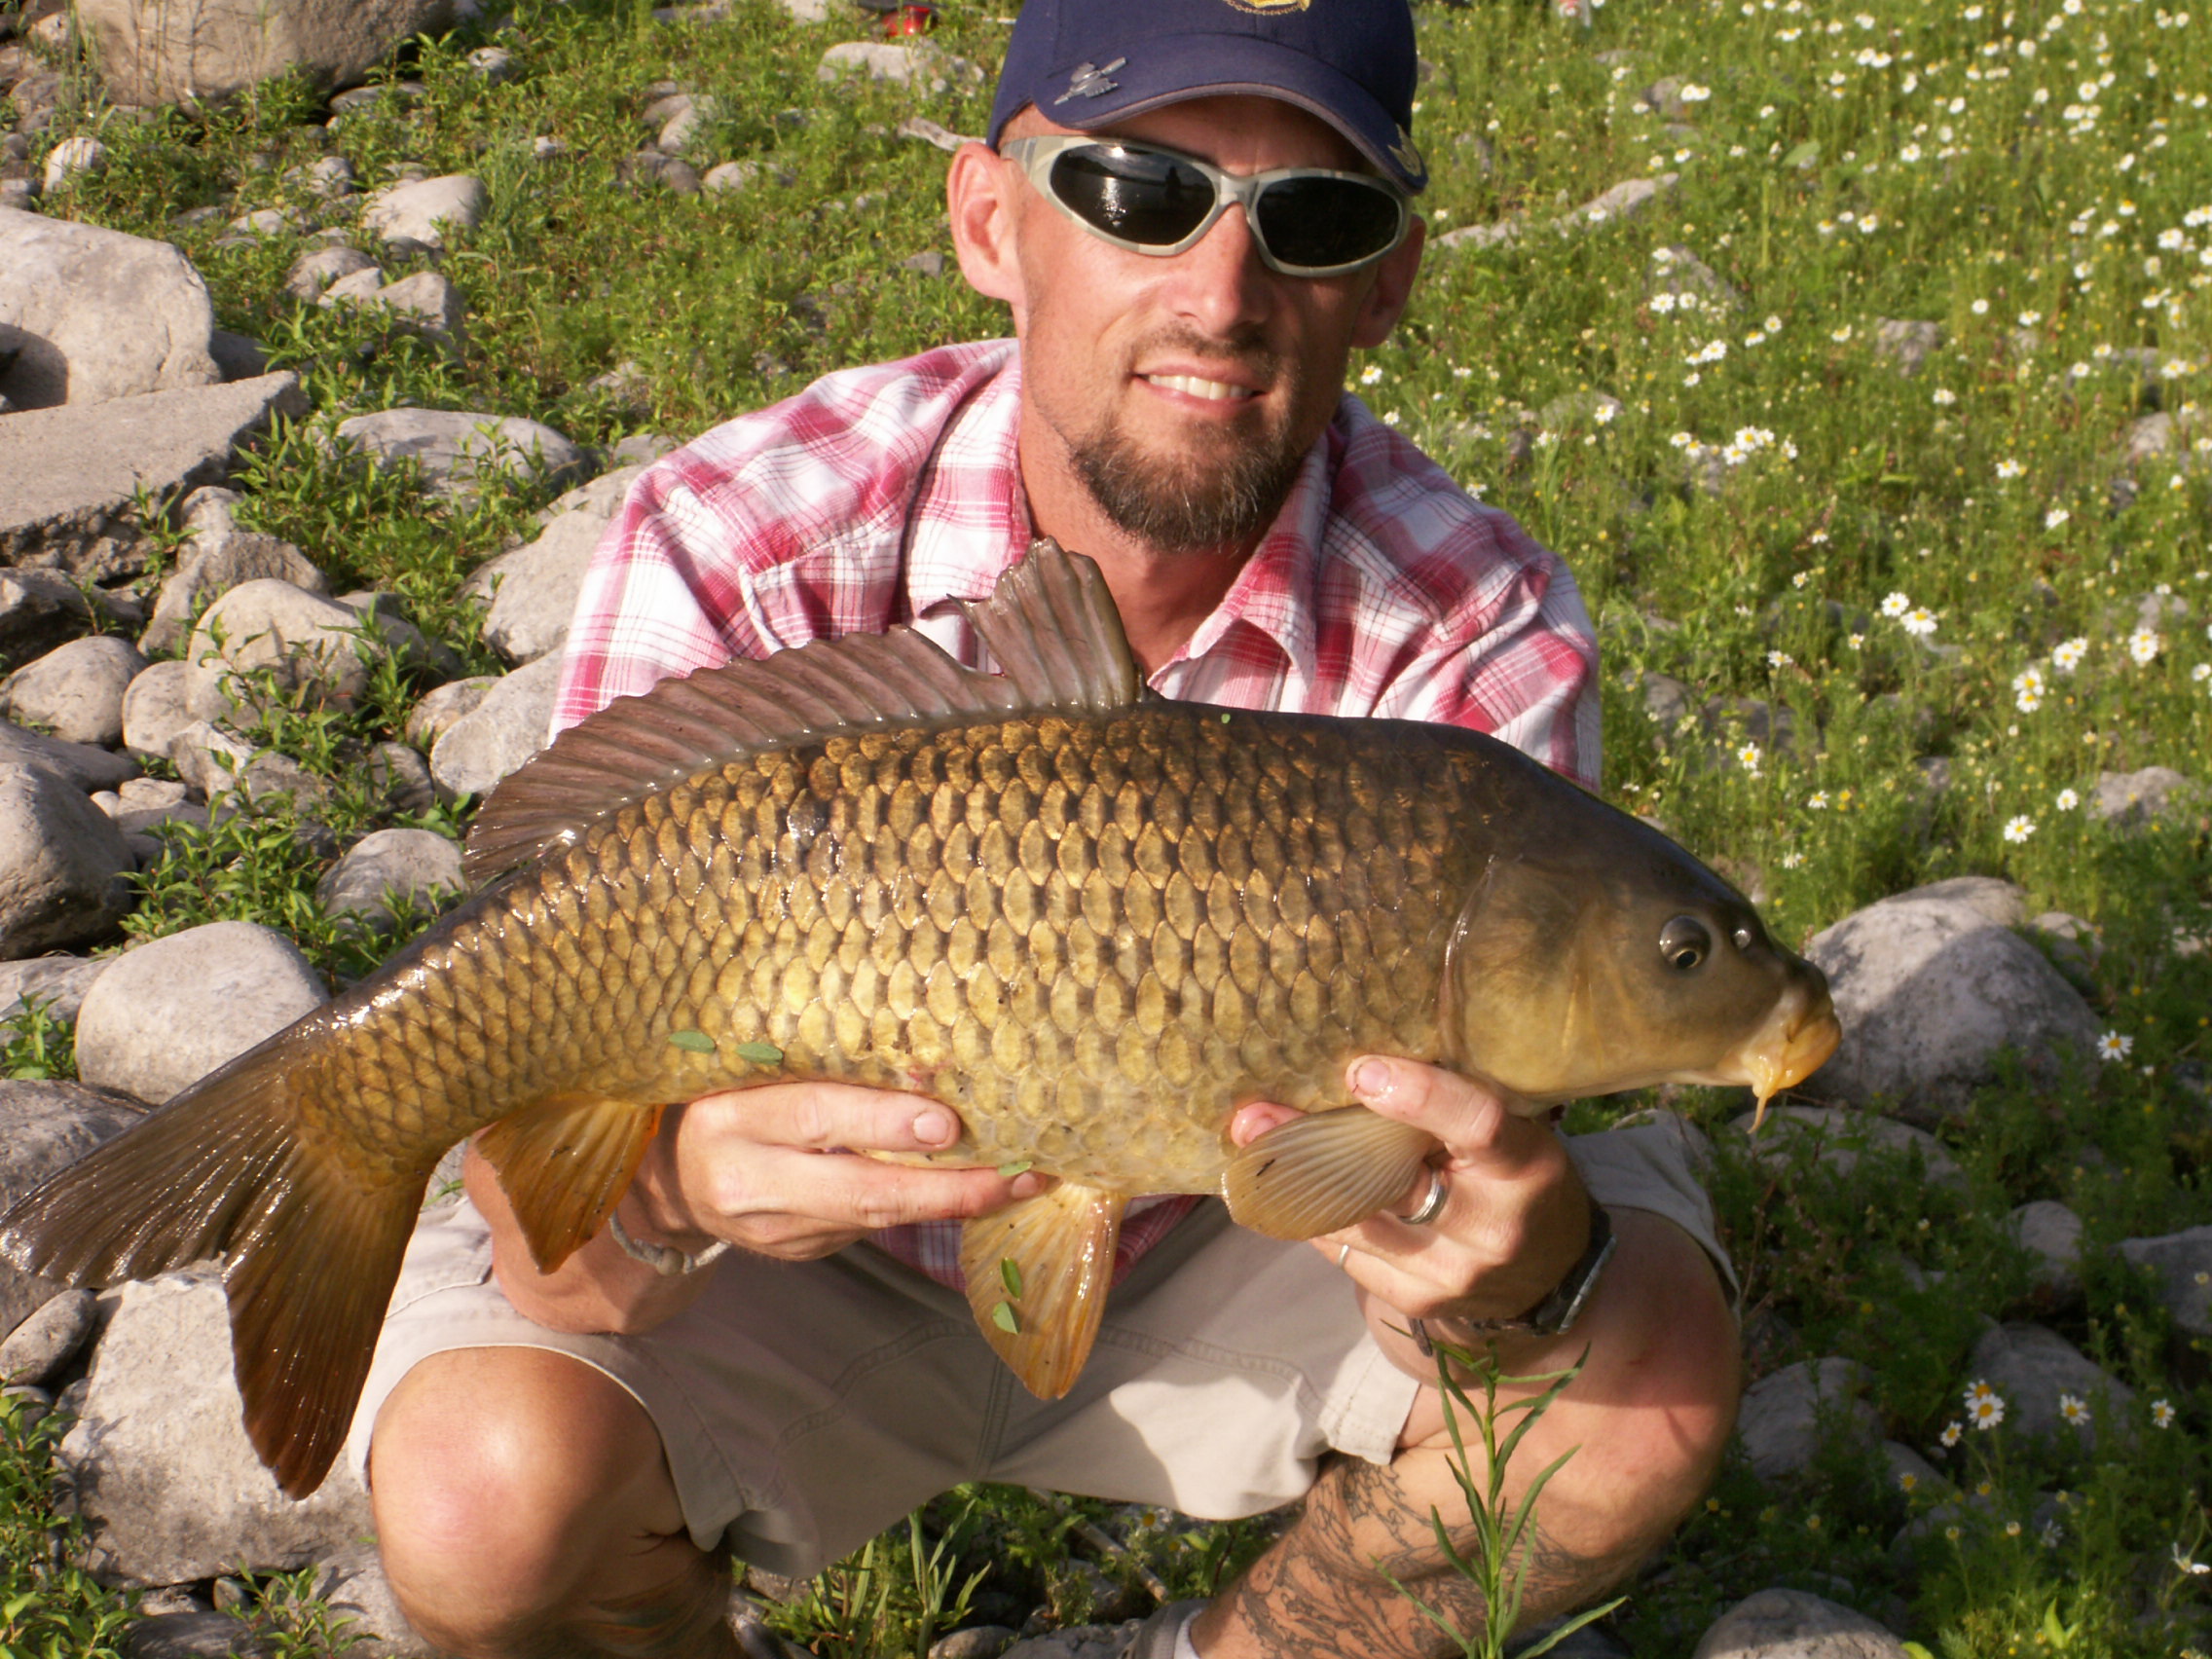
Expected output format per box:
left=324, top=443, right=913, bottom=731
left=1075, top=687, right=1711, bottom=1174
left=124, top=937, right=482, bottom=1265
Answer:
left=1872, top=319, right=1944, bottom=377
left=815, top=40, right=982, bottom=92
left=0, top=952, right=107, bottom=1021
left=607, top=432, right=680, bottom=466
left=74, top=920, right=328, bottom=1104
left=0, top=1081, right=144, bottom=1339
left=225, top=206, right=303, bottom=240
left=0, top=718, right=139, bottom=792
left=1731, top=1105, right=1963, bottom=1187
left=64, top=1268, right=376, bottom=1586
left=123, top=1609, right=268, bottom=1657
left=1968, top=1322, right=2134, bottom=1450
left=1803, top=878, right=2101, bottom=1117
left=334, top=408, right=589, bottom=499
left=1734, top=1357, right=1883, bottom=1483
left=0, top=372, right=309, bottom=583
left=1537, top=389, right=1625, bottom=430
left=466, top=44, right=515, bottom=81
left=2008, top=1200, right=2084, bottom=1308
left=1648, top=243, right=1744, bottom=311
left=0, top=1285, right=93, bottom=1385
left=2025, top=910, right=2100, bottom=984
left=932, top=1629, right=1019, bottom=1659
left=373, top=269, right=465, bottom=345
left=361, top=173, right=485, bottom=248
left=1690, top=1589, right=1906, bottom=1659
left=0, top=567, right=98, bottom=674
left=2122, top=410, right=2206, bottom=467
left=317, top=827, right=462, bottom=928
left=703, top=158, right=788, bottom=194
left=282, top=241, right=377, bottom=301
left=402, top=675, right=496, bottom=748
left=997, top=1623, right=1145, bottom=1659
left=0, top=762, right=135, bottom=954
left=1879, top=1440, right=1946, bottom=1501
left=0, top=206, right=219, bottom=409
left=206, top=329, right=268, bottom=382
left=121, top=660, right=194, bottom=759
left=470, top=462, right=645, bottom=663
left=428, top=651, right=564, bottom=798
left=2089, top=765, right=2202, bottom=830
left=897, top=115, right=978, bottom=154
left=141, top=530, right=329, bottom=657
left=182, top=578, right=376, bottom=723
left=300, top=1542, right=437, bottom=1655
left=317, top=263, right=388, bottom=308
left=367, top=740, right=436, bottom=815
left=3, top=635, right=148, bottom=745
left=166, top=721, right=326, bottom=811
left=1435, top=172, right=1679, bottom=252
left=41, top=134, right=107, bottom=194
left=2116, top=1225, right=2212, bottom=1344
left=74, top=0, right=456, bottom=107
left=620, top=150, right=702, bottom=194
left=301, top=154, right=357, bottom=198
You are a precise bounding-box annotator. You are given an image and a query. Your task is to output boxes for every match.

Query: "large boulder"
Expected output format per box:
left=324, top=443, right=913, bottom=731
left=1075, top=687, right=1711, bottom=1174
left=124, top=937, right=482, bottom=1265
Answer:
left=1691, top=1590, right=1908, bottom=1659
left=468, top=462, right=645, bottom=663
left=0, top=371, right=308, bottom=582
left=182, top=577, right=376, bottom=723
left=1734, top=1357, right=1884, bottom=1484
left=0, top=718, right=141, bottom=793
left=74, top=0, right=458, bottom=108
left=1803, top=878, right=2101, bottom=1117
left=334, top=408, right=589, bottom=500
left=0, top=763, right=136, bottom=955
left=1967, top=1323, right=2134, bottom=1451
left=73, top=920, right=328, bottom=1104
left=62, top=1268, right=375, bottom=1586
left=1, top=635, right=149, bottom=746
left=0, top=207, right=218, bottom=408
left=427, top=650, right=564, bottom=798
left=0, top=1081, right=145, bottom=1341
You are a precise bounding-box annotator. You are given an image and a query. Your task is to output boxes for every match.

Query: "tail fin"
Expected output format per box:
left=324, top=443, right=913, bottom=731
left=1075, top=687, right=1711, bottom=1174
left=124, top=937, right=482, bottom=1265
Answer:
left=0, top=1031, right=420, bottom=1498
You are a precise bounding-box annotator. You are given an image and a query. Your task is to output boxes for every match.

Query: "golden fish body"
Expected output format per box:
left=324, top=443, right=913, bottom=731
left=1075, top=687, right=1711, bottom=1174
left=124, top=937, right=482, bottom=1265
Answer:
left=0, top=543, right=1838, bottom=1497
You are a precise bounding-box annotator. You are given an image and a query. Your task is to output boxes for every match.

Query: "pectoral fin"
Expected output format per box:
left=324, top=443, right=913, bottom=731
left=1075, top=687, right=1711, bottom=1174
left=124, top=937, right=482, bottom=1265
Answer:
left=476, top=1092, right=666, bottom=1273
left=959, top=1184, right=1126, bottom=1400
left=1222, top=1108, right=1438, bottom=1240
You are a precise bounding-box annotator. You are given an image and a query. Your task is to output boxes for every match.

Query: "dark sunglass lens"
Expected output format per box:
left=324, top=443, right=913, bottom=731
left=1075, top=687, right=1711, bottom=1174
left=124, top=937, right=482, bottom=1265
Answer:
left=1049, top=148, right=1217, bottom=245
left=1255, top=177, right=1402, bottom=269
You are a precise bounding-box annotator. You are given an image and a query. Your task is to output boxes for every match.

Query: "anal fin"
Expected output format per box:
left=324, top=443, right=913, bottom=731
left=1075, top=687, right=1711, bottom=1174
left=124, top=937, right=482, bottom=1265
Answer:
left=1222, top=1108, right=1437, bottom=1240
left=476, top=1092, right=665, bottom=1273
left=959, top=1184, right=1126, bottom=1400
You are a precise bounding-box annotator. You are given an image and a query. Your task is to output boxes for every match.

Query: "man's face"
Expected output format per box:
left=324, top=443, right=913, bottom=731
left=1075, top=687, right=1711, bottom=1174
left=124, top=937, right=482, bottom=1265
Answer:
left=965, top=95, right=1423, bottom=555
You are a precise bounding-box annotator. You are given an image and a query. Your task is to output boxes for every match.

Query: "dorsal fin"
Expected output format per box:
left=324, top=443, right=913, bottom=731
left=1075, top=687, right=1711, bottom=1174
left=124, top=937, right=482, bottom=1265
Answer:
left=463, top=539, right=1141, bottom=881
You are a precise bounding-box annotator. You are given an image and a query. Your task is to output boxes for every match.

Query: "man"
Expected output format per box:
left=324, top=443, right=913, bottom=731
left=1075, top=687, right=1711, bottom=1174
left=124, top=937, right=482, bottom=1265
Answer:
left=352, top=0, right=1741, bottom=1651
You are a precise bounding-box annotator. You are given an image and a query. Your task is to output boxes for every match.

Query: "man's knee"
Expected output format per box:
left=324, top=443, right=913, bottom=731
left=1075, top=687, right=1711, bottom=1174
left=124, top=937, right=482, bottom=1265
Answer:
left=369, top=1346, right=685, bottom=1645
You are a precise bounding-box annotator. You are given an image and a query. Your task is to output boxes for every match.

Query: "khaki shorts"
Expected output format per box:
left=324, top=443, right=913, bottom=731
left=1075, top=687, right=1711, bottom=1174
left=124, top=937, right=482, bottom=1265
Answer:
left=349, top=1115, right=1729, bottom=1577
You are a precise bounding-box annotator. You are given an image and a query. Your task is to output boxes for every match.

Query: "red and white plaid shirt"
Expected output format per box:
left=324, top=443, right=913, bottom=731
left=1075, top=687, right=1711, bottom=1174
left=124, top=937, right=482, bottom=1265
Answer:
left=554, top=339, right=1600, bottom=1291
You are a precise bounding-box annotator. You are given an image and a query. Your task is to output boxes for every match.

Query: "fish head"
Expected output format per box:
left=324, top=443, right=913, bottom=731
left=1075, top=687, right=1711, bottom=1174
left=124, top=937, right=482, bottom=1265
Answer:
left=1442, top=810, right=1839, bottom=1115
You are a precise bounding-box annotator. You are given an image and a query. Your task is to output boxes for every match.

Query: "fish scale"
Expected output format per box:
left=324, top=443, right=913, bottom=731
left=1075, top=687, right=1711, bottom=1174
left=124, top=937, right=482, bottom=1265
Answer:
left=0, top=541, right=1838, bottom=1497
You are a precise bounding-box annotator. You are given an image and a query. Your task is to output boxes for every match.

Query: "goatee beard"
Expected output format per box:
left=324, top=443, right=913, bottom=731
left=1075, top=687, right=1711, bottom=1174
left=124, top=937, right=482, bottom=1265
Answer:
left=1066, top=338, right=1309, bottom=555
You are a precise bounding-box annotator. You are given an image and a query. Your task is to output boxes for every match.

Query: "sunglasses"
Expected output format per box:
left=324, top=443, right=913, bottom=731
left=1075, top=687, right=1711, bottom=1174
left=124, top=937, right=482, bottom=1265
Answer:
left=1000, top=136, right=1412, bottom=279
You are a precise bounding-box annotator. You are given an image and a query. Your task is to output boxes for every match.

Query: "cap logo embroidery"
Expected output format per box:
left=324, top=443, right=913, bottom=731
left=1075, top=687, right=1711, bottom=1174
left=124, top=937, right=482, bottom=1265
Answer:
left=1053, top=57, right=1127, bottom=103
left=1389, top=127, right=1425, bottom=178
left=1223, top=0, right=1310, bottom=13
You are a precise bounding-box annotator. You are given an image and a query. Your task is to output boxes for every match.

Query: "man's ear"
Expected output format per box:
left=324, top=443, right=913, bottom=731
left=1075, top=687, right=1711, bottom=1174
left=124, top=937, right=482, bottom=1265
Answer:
left=1348, top=215, right=1426, bottom=350
left=948, top=140, right=1025, bottom=311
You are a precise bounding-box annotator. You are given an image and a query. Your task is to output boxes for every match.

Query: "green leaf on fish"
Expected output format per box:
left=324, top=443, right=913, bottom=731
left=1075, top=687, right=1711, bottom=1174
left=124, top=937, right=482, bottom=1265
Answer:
left=666, top=1030, right=716, bottom=1053
left=733, top=1041, right=784, bottom=1064
left=1000, top=1257, right=1022, bottom=1298
left=992, top=1301, right=1020, bottom=1334
left=996, top=1160, right=1033, bottom=1178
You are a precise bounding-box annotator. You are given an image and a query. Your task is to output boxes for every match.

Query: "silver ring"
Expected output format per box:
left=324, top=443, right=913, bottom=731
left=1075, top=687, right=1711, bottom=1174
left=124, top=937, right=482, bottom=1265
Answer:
left=1401, top=1168, right=1450, bottom=1227
left=1337, top=1243, right=1352, bottom=1269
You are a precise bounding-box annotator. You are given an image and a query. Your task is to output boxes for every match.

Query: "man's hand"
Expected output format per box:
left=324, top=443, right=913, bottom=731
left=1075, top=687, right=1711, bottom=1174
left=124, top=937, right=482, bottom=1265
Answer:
left=1228, top=1057, right=1591, bottom=1331
left=629, top=1083, right=1048, bottom=1261
left=474, top=1083, right=1045, bottom=1335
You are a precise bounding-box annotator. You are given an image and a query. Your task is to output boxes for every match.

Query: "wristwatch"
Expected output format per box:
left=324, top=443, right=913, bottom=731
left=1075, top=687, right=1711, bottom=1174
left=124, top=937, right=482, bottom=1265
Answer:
left=1410, top=1204, right=1616, bottom=1354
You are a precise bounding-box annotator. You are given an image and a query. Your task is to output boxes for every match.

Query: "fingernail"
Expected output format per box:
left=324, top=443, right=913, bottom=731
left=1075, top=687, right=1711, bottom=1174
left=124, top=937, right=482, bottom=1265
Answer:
left=1349, top=1059, right=1391, bottom=1100
left=1010, top=1172, right=1046, bottom=1198
left=914, top=1108, right=956, bottom=1146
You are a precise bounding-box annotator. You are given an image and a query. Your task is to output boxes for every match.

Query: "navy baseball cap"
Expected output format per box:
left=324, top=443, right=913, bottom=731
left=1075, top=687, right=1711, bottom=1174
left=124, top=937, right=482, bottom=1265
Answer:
left=985, top=0, right=1427, bottom=193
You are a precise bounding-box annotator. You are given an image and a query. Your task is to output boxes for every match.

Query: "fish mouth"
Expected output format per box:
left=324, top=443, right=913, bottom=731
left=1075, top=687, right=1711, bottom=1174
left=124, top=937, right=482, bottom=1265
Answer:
left=1725, top=983, right=1842, bottom=1130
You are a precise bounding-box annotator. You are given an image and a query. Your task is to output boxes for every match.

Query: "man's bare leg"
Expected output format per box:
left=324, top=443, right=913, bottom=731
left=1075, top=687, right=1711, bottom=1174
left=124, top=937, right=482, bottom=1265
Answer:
left=1197, top=1212, right=1741, bottom=1659
left=369, top=1346, right=737, bottom=1659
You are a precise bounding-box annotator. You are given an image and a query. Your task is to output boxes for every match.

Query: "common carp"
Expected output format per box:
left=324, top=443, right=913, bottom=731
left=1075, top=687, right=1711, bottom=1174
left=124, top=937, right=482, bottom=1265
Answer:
left=0, top=541, right=1837, bottom=1498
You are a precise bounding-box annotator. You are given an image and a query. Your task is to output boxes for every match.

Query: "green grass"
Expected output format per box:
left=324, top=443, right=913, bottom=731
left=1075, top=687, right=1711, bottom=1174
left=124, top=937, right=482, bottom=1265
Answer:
left=6, top=0, right=2212, bottom=1646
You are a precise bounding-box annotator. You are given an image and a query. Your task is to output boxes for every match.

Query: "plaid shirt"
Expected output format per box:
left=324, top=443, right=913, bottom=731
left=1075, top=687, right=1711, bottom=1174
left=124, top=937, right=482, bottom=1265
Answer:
left=554, top=339, right=1600, bottom=1291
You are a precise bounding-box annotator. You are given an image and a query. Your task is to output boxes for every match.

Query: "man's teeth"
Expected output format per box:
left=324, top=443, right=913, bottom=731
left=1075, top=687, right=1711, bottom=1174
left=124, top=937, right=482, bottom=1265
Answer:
left=1145, top=375, right=1255, bottom=402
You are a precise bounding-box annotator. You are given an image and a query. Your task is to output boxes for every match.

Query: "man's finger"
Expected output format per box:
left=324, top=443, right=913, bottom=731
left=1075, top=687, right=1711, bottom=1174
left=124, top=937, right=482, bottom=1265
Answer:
left=689, top=1083, right=966, bottom=1156
left=1346, top=1057, right=1553, bottom=1176
left=758, top=1148, right=1049, bottom=1235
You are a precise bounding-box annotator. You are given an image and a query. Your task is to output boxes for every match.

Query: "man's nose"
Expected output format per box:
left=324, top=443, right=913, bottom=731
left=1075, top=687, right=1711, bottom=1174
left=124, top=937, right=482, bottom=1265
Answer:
left=1163, top=200, right=1274, bottom=332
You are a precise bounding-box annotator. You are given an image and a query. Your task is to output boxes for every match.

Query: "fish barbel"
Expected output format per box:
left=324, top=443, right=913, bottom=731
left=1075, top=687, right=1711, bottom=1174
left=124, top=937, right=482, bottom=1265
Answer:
left=0, top=541, right=1837, bottom=1497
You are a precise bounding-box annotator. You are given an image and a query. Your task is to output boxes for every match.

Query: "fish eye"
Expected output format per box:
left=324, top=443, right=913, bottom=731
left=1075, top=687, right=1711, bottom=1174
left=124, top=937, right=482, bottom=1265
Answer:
left=1659, top=915, right=1712, bottom=972
left=1732, top=924, right=1755, bottom=952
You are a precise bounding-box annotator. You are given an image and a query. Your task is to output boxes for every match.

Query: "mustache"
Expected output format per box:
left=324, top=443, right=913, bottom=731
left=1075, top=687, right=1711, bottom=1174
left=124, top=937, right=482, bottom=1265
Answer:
left=1127, top=325, right=1287, bottom=387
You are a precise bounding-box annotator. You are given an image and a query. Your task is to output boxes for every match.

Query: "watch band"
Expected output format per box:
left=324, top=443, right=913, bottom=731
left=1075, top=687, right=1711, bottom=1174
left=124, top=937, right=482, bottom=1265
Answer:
left=608, top=1207, right=733, bottom=1277
left=1411, top=1204, right=1616, bottom=1354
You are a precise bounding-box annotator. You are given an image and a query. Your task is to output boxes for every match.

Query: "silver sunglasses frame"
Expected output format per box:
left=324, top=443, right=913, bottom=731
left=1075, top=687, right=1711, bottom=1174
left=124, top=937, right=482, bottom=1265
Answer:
left=999, top=135, right=1412, bottom=279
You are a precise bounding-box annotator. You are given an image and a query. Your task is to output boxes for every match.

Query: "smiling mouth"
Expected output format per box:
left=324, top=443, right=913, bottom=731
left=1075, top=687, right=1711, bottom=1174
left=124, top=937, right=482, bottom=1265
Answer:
left=1141, top=373, right=1259, bottom=403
